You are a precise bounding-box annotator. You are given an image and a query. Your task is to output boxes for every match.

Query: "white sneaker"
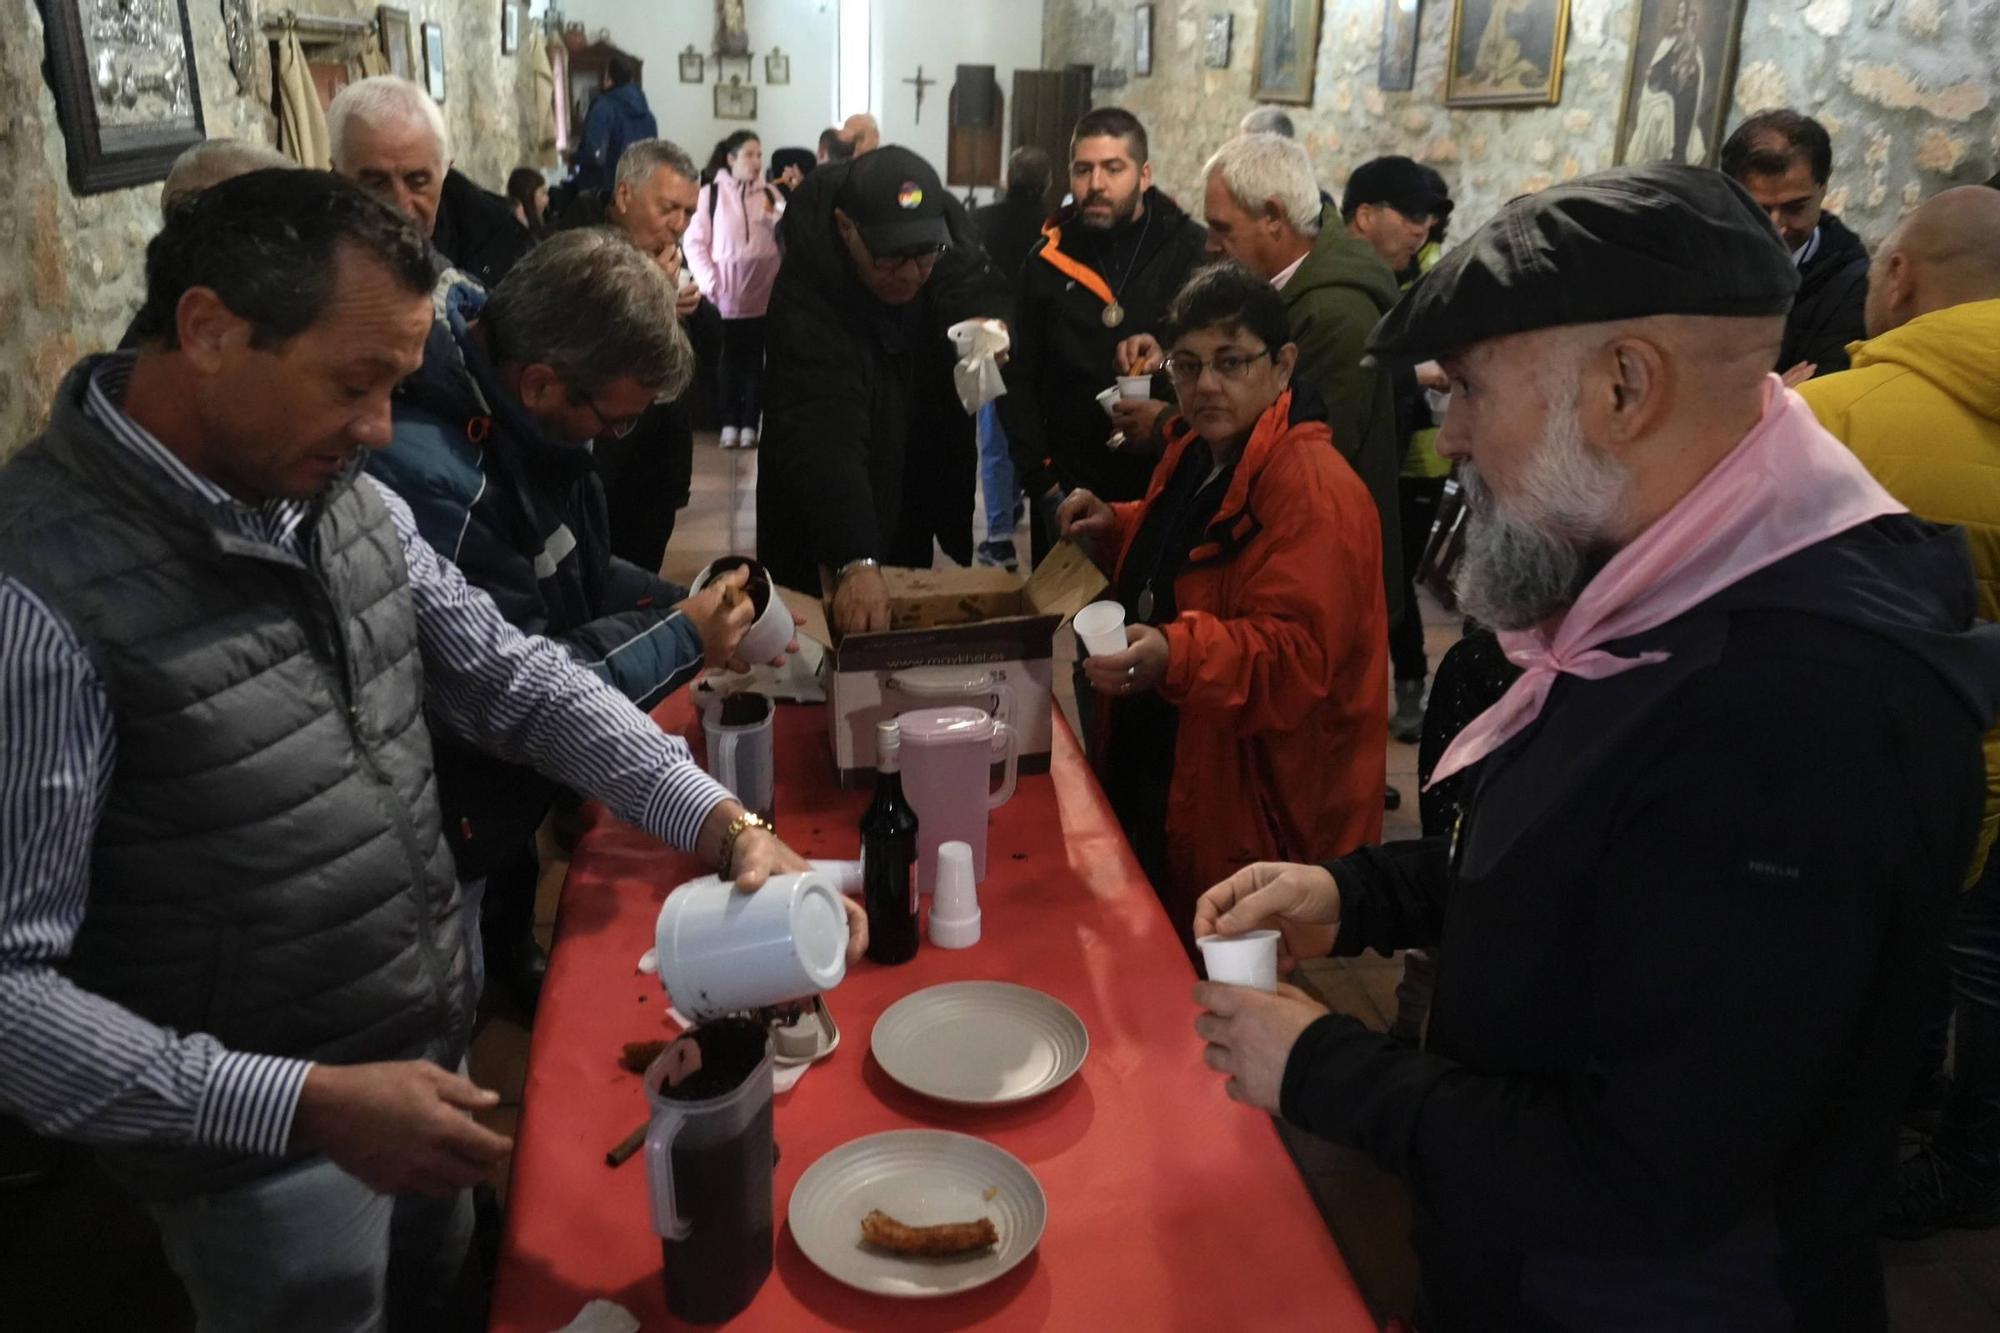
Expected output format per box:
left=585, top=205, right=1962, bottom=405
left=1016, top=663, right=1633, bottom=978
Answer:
left=738, top=428, right=758, bottom=450
left=720, top=426, right=740, bottom=449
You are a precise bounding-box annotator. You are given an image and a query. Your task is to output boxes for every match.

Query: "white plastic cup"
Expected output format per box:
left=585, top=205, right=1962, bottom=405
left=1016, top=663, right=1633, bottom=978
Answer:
left=929, top=840, right=981, bottom=949
left=1117, top=375, right=1153, bottom=400
left=949, top=324, right=979, bottom=358
left=690, top=556, right=794, bottom=665
left=1197, top=930, right=1279, bottom=991
left=1095, top=384, right=1123, bottom=418
left=1073, top=600, right=1129, bottom=659
left=655, top=872, right=851, bottom=1020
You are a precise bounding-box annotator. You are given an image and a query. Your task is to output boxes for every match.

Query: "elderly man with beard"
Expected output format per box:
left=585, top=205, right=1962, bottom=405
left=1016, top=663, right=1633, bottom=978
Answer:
left=1188, top=165, right=2000, bottom=1330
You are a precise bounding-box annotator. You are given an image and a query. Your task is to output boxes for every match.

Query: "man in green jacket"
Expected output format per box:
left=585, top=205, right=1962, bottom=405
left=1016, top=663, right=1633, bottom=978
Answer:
left=1119, top=134, right=1404, bottom=622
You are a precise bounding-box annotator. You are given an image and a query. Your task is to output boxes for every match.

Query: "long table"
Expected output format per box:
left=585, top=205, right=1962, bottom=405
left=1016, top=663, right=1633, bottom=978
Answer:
left=489, top=697, right=1377, bottom=1331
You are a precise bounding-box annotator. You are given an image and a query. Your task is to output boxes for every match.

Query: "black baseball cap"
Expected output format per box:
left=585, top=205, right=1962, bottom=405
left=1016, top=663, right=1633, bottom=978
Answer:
left=1342, top=156, right=1451, bottom=220
left=836, top=145, right=950, bottom=255
left=1365, top=164, right=1800, bottom=367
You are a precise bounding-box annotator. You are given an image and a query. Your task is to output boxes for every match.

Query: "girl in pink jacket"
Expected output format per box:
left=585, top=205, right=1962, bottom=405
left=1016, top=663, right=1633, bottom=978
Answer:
left=687, top=131, right=784, bottom=448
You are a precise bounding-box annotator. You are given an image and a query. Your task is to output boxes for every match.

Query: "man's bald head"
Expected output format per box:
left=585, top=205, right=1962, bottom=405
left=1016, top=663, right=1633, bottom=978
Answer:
left=1865, top=186, right=2000, bottom=338
left=840, top=114, right=881, bottom=156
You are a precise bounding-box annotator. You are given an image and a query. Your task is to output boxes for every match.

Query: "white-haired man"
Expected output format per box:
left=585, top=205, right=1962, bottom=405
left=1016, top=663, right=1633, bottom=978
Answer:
left=1191, top=165, right=2000, bottom=1330
left=159, top=138, right=295, bottom=218
left=329, top=75, right=530, bottom=287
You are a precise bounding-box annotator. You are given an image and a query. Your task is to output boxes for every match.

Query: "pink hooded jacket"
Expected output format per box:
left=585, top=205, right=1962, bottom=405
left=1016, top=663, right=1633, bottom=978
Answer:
left=684, top=176, right=783, bottom=320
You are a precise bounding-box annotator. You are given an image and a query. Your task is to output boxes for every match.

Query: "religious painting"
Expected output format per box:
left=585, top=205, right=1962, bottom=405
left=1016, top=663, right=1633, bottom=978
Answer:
left=715, top=0, right=750, bottom=58
left=766, top=47, right=790, bottom=85
left=678, top=45, right=705, bottom=83
left=715, top=77, right=756, bottom=121
left=1205, top=13, right=1233, bottom=69
left=422, top=21, right=446, bottom=103
left=1614, top=0, right=1749, bottom=168
left=1378, top=0, right=1422, bottom=92
left=1445, top=0, right=1568, bottom=107
left=502, top=1, right=520, bottom=56
left=1252, top=0, right=1322, bottom=105
left=378, top=6, right=414, bottom=81
left=1134, top=5, right=1153, bottom=77
left=40, top=0, right=206, bottom=194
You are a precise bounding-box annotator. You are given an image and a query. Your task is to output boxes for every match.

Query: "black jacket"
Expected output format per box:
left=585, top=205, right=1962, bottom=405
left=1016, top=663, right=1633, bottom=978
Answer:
left=1282, top=515, right=2000, bottom=1330
left=998, top=189, right=1208, bottom=500
left=432, top=168, right=534, bottom=289
left=755, top=159, right=1011, bottom=592
left=972, top=188, right=1051, bottom=283
left=1782, top=211, right=1870, bottom=377
left=367, top=279, right=701, bottom=881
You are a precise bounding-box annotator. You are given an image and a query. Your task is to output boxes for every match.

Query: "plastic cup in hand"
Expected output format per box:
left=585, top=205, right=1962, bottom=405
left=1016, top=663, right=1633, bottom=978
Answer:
left=1197, top=930, right=1279, bottom=991
left=1096, top=385, right=1122, bottom=418
left=1117, top=375, right=1153, bottom=400
left=929, top=840, right=980, bottom=949
left=1073, top=600, right=1128, bottom=659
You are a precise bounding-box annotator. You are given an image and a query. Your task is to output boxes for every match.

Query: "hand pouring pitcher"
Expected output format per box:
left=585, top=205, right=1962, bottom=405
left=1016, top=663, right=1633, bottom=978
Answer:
left=896, top=706, right=1018, bottom=892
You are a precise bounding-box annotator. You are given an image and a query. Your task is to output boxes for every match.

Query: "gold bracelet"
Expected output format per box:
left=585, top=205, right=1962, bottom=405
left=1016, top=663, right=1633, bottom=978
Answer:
left=717, top=811, right=776, bottom=875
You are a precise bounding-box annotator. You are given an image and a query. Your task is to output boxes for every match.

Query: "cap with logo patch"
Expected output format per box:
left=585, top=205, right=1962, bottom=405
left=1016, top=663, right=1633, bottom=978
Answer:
left=836, top=144, right=951, bottom=255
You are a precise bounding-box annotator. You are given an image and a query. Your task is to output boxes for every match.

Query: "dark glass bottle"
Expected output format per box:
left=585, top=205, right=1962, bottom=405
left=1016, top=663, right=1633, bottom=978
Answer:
left=862, top=720, right=920, bottom=965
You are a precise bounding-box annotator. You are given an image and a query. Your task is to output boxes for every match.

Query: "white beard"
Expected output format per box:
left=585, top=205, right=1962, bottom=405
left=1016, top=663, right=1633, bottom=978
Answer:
left=1453, top=372, right=1630, bottom=631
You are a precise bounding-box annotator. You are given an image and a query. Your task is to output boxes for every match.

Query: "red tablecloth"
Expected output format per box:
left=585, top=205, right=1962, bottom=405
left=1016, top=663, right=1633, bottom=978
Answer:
left=490, top=698, right=1375, bottom=1332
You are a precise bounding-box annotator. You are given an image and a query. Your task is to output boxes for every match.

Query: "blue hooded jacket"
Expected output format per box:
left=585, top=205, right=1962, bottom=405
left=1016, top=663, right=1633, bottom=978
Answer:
left=574, top=83, right=657, bottom=194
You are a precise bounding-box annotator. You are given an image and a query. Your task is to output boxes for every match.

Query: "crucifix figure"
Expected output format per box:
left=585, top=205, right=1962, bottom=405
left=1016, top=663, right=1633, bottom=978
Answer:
left=902, top=64, right=936, bottom=123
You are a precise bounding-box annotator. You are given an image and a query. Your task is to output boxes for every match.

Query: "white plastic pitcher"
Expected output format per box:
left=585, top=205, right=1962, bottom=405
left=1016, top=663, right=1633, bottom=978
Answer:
left=703, top=692, right=773, bottom=820
left=897, top=706, right=1018, bottom=892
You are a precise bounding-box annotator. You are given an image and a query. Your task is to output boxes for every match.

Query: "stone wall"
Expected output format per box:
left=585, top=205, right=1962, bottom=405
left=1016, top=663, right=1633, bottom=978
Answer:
left=0, top=0, right=546, bottom=456
left=1043, top=0, right=1999, bottom=246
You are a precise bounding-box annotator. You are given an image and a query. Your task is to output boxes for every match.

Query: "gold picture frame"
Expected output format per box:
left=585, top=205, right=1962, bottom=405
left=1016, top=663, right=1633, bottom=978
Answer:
left=1251, top=0, right=1322, bottom=105
left=1612, top=0, right=1750, bottom=168
left=1444, top=0, right=1569, bottom=108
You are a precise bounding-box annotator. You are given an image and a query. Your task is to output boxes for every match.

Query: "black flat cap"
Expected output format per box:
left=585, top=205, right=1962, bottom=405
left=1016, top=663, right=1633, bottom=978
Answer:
left=1365, top=164, right=1798, bottom=367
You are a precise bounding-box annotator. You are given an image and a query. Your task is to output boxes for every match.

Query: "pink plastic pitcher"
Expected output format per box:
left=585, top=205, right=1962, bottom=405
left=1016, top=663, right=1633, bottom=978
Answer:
left=896, top=706, right=1018, bottom=891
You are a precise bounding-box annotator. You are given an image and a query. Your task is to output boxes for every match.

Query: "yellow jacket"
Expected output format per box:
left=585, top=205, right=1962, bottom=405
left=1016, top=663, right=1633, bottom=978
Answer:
left=1801, top=297, right=2000, bottom=879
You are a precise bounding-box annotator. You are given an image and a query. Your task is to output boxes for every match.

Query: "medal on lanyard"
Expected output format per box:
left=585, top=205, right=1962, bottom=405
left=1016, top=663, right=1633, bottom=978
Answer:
left=1101, top=302, right=1125, bottom=329
left=1136, top=587, right=1155, bottom=621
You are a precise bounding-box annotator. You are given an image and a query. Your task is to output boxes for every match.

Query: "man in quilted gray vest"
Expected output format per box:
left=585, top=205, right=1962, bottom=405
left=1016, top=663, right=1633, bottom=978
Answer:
left=0, top=170, right=860, bottom=1330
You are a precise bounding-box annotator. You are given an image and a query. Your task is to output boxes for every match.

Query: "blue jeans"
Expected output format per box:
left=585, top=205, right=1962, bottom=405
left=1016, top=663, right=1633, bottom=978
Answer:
left=976, top=402, right=1017, bottom=546
left=147, top=1156, right=475, bottom=1332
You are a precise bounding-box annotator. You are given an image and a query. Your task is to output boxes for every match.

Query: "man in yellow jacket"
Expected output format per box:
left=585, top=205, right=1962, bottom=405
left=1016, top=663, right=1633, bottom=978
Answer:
left=1801, top=183, right=2000, bottom=1240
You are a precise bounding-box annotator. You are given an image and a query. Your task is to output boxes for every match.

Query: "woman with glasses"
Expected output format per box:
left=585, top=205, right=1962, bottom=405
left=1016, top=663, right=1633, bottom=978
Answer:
left=1059, top=262, right=1389, bottom=950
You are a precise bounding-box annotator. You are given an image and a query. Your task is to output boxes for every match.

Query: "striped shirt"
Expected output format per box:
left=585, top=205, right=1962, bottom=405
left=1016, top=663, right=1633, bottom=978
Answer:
left=0, top=357, right=733, bottom=1163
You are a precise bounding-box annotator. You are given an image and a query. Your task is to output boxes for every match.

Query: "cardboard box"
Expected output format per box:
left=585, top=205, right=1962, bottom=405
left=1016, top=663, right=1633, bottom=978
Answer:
left=787, top=542, right=1107, bottom=786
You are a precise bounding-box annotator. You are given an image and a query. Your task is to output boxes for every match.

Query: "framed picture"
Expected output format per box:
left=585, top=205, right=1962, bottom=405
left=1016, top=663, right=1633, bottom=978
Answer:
left=715, top=54, right=752, bottom=84
left=765, top=47, right=790, bottom=85
left=422, top=21, right=446, bottom=103
left=377, top=6, right=414, bottom=81
left=715, top=0, right=750, bottom=57
left=40, top=0, right=206, bottom=195
left=501, top=2, right=520, bottom=55
left=678, top=45, right=705, bottom=83
left=1379, top=0, right=1422, bottom=92
left=1205, top=13, right=1233, bottom=69
left=1252, top=0, right=1323, bottom=104
left=1614, top=0, right=1750, bottom=167
left=1445, top=0, right=1569, bottom=107
left=1134, top=4, right=1153, bottom=78
left=715, top=77, right=757, bottom=120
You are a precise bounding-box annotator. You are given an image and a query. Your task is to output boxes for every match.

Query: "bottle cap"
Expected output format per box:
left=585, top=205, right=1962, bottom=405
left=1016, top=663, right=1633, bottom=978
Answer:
left=875, top=718, right=901, bottom=769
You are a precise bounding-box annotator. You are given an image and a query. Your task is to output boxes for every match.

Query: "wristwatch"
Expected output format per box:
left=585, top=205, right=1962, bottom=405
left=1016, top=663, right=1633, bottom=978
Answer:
left=717, top=810, right=776, bottom=875
left=836, top=557, right=880, bottom=583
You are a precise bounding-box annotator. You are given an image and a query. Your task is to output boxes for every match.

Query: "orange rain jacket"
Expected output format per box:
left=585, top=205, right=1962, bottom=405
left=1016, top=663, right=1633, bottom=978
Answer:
left=1099, top=387, right=1389, bottom=935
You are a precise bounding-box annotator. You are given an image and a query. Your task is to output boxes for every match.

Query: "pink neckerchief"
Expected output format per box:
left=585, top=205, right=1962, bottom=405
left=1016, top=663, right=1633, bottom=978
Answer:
left=1428, top=377, right=1906, bottom=787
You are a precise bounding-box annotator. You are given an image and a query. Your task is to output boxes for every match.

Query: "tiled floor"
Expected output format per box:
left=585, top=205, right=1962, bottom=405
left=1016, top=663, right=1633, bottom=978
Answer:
left=8, top=432, right=1999, bottom=1330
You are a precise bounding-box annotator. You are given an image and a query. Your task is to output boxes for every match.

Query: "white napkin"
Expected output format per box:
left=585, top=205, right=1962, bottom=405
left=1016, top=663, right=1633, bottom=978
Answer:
left=948, top=318, right=1010, bottom=414
left=552, top=1299, right=640, bottom=1333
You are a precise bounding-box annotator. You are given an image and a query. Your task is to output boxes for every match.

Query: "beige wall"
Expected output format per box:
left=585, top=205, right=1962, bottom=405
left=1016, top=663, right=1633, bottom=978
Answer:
left=1043, top=0, right=1998, bottom=246
left=0, top=0, right=546, bottom=456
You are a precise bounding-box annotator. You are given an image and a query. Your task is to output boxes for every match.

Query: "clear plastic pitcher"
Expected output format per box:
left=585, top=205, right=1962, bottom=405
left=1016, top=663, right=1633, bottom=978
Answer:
left=897, top=706, right=1018, bottom=892
left=703, top=692, right=774, bottom=820
left=645, top=1018, right=775, bottom=1323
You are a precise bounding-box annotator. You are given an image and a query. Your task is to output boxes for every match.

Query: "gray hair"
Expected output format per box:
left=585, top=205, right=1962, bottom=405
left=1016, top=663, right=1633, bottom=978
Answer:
left=482, top=228, right=694, bottom=401
left=1202, top=134, right=1323, bottom=236
left=1239, top=107, right=1296, bottom=138
left=615, top=138, right=699, bottom=192
left=160, top=138, right=296, bottom=218
left=328, top=76, right=448, bottom=172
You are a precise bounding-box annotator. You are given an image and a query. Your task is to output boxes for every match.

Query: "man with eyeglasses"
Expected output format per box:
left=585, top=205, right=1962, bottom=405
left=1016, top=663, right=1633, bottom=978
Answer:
left=758, top=145, right=1011, bottom=634
left=370, top=228, right=791, bottom=1006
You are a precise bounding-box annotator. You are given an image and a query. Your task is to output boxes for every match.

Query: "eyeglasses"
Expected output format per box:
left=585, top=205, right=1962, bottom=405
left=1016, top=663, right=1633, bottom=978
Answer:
left=570, top=388, right=644, bottom=439
left=1163, top=346, right=1273, bottom=388
left=872, top=243, right=948, bottom=275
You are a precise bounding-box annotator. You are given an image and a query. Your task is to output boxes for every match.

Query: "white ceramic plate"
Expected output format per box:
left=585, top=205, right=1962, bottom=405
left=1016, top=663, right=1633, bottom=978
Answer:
left=787, top=1130, right=1047, bottom=1298
left=871, top=982, right=1089, bottom=1106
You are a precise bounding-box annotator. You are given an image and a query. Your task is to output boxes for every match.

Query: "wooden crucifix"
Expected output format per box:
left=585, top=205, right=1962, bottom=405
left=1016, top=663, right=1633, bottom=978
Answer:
left=902, top=64, right=936, bottom=123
